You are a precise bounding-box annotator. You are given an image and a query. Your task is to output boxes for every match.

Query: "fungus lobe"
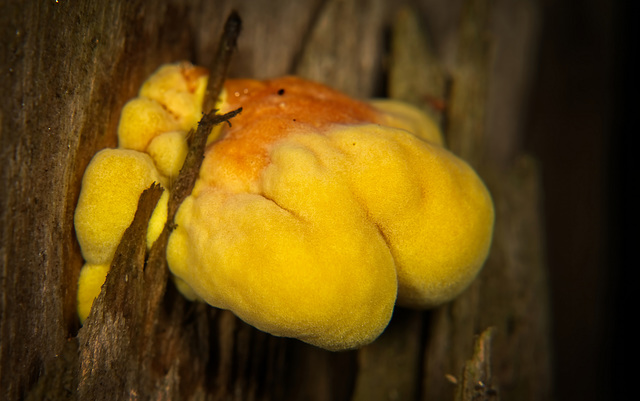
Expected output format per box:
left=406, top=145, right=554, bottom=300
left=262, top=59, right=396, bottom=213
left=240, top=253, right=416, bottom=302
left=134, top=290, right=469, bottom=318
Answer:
left=75, top=63, right=494, bottom=351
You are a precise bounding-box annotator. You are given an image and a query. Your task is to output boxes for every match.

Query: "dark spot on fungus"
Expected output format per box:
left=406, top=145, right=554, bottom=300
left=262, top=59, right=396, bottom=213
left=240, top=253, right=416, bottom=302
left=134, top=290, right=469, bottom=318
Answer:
left=277, top=88, right=285, bottom=96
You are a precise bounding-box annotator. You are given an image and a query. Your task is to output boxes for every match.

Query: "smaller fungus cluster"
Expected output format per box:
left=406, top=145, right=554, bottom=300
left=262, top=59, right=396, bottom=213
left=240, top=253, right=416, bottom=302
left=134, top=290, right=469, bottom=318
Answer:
left=75, top=62, right=494, bottom=351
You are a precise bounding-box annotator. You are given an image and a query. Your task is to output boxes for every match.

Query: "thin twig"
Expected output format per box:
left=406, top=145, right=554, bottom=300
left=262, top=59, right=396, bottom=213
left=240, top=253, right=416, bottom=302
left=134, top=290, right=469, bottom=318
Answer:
left=166, top=108, right=242, bottom=221
left=141, top=12, right=244, bottom=333
left=203, top=10, right=242, bottom=113
left=143, top=9, right=243, bottom=359
left=154, top=11, right=243, bottom=250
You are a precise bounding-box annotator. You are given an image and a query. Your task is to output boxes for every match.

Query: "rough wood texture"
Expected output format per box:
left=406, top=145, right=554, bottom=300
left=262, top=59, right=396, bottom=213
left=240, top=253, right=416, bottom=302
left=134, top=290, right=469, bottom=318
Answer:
left=1, top=1, right=549, bottom=400
left=423, top=1, right=551, bottom=400
left=77, top=184, right=164, bottom=400
left=454, top=328, right=498, bottom=401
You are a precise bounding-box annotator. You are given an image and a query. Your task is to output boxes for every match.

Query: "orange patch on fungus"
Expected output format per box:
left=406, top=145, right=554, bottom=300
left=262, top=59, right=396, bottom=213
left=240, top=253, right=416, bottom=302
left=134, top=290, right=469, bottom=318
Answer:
left=203, top=77, right=383, bottom=187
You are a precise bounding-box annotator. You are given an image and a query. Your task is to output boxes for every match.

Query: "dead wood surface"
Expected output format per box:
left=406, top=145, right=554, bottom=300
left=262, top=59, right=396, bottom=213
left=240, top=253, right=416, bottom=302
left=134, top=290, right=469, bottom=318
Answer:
left=1, top=1, right=550, bottom=400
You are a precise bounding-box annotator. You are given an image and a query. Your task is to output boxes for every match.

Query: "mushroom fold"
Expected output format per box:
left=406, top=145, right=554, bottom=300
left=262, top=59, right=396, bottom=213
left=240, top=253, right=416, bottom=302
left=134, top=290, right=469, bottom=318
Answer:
left=74, top=63, right=494, bottom=351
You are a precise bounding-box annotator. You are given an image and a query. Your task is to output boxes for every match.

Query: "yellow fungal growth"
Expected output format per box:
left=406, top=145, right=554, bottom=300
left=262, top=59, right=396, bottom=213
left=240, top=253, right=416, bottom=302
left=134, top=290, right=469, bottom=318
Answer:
left=74, top=148, right=170, bottom=323
left=138, top=62, right=208, bottom=131
left=146, top=131, right=189, bottom=179
left=74, top=149, right=168, bottom=265
left=74, top=62, right=494, bottom=350
left=75, top=62, right=208, bottom=323
left=369, top=99, right=444, bottom=145
left=77, top=263, right=110, bottom=323
left=117, top=62, right=208, bottom=152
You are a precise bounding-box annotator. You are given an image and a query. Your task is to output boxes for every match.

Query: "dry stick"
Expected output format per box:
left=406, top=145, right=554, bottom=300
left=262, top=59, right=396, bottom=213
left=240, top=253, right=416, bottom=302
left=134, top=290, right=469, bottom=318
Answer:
left=148, top=11, right=243, bottom=259
left=164, top=108, right=242, bottom=223
left=455, top=327, right=498, bottom=401
left=203, top=10, right=242, bottom=114
left=169, top=10, right=243, bottom=222
left=144, top=11, right=243, bottom=323
left=142, top=109, right=241, bottom=340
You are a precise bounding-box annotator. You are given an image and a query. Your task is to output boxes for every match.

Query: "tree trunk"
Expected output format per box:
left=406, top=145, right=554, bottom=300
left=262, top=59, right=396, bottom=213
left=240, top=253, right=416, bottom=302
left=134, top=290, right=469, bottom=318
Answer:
left=0, top=0, right=550, bottom=400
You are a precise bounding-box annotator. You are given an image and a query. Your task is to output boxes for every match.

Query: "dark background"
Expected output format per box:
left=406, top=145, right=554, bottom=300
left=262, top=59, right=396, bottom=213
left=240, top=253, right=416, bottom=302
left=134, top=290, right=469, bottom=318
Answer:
left=524, top=0, right=633, bottom=399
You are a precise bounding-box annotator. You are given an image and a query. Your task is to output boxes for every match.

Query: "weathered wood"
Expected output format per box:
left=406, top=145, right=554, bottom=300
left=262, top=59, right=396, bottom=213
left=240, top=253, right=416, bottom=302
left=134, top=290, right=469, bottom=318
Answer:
left=455, top=328, right=498, bottom=401
left=77, top=184, right=163, bottom=400
left=424, top=0, right=495, bottom=396
left=1, top=1, right=550, bottom=400
left=350, top=308, right=425, bottom=401
left=424, top=1, right=552, bottom=400
left=1, top=2, right=197, bottom=399
left=388, top=7, right=448, bottom=127
left=294, top=0, right=387, bottom=97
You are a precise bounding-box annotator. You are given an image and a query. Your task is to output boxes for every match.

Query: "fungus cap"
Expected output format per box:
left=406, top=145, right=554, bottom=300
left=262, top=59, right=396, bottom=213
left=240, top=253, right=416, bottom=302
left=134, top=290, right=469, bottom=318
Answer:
left=74, top=63, right=494, bottom=351
left=165, top=74, right=494, bottom=349
left=74, top=148, right=168, bottom=265
left=77, top=263, right=110, bottom=323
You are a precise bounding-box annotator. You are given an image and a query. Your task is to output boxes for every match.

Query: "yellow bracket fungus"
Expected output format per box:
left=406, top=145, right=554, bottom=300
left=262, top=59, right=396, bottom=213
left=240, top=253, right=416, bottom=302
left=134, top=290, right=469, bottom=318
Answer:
left=75, top=62, right=494, bottom=350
